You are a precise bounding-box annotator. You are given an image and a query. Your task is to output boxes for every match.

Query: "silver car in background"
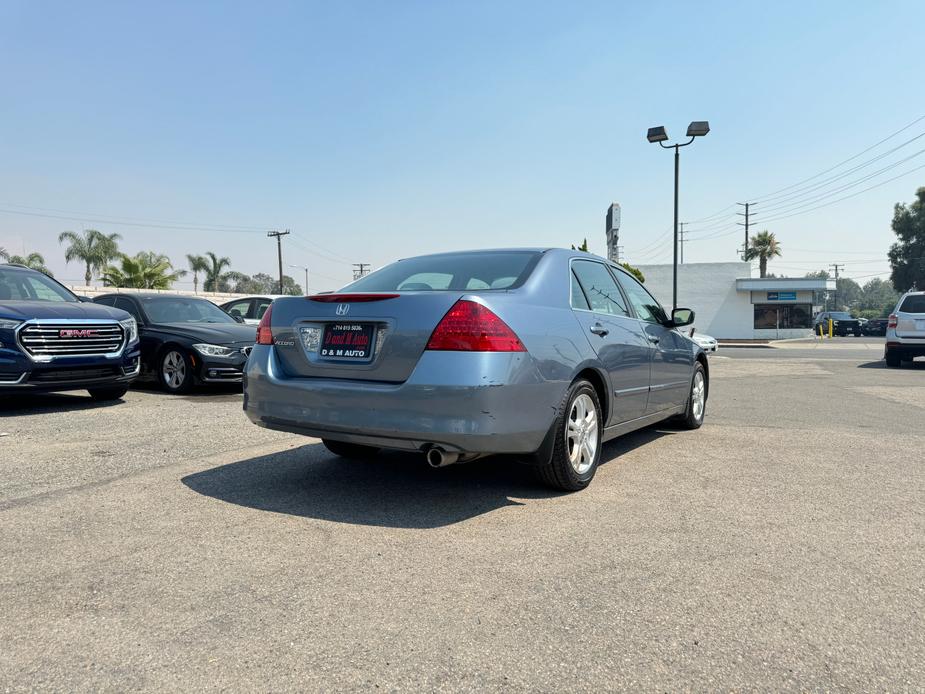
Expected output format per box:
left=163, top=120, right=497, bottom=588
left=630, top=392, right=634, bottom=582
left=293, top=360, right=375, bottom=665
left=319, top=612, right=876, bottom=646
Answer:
left=244, top=249, right=708, bottom=490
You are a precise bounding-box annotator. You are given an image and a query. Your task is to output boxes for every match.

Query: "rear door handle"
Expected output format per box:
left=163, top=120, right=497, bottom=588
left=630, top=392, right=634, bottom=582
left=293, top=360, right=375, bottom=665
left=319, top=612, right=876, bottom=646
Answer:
left=590, top=324, right=609, bottom=337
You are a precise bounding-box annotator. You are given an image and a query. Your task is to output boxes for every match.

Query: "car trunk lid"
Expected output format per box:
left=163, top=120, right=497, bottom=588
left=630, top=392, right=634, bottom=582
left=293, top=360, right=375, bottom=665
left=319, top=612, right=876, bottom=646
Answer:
left=268, top=292, right=466, bottom=382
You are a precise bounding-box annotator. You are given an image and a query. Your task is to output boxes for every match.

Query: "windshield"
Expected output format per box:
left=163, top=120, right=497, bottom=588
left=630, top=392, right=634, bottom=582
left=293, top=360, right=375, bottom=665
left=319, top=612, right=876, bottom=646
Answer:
left=0, top=267, right=76, bottom=302
left=830, top=312, right=853, bottom=319
left=342, top=252, right=540, bottom=292
left=141, top=296, right=237, bottom=324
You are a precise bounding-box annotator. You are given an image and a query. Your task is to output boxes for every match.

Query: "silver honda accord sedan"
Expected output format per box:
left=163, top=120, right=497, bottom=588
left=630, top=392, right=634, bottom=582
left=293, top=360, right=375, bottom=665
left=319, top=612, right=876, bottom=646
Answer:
left=243, top=248, right=708, bottom=490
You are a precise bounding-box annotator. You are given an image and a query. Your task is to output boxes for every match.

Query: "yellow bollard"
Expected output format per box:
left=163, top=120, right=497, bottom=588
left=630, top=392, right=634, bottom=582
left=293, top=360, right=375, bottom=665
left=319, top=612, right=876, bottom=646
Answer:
left=828, top=318, right=833, bottom=338
left=818, top=323, right=824, bottom=339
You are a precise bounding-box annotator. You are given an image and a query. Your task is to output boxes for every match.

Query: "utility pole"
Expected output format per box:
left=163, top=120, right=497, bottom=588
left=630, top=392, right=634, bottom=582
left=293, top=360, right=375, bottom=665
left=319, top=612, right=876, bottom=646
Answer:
left=829, top=263, right=844, bottom=310
left=736, top=202, right=754, bottom=260
left=352, top=263, right=370, bottom=281
left=288, top=264, right=309, bottom=295
left=679, top=222, right=685, bottom=264
left=267, top=230, right=290, bottom=294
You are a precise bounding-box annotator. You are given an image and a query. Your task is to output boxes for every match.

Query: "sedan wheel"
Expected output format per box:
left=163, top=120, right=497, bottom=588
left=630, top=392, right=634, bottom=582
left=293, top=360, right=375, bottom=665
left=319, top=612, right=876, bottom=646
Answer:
left=677, top=362, right=707, bottom=429
left=566, top=393, right=599, bottom=475
left=536, top=380, right=603, bottom=491
left=161, top=349, right=193, bottom=393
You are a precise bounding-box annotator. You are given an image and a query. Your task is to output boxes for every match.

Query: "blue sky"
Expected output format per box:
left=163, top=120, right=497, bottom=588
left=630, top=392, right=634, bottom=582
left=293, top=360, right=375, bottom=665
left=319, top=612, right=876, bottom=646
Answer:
left=2, top=1, right=924, bottom=291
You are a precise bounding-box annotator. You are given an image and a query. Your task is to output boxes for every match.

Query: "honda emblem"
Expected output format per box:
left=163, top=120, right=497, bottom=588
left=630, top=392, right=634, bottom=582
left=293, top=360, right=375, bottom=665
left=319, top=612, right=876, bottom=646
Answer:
left=335, top=303, right=350, bottom=316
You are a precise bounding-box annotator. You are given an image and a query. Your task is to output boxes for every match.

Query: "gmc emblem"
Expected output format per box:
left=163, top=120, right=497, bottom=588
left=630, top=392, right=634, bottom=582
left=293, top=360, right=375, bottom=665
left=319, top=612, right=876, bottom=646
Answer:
left=59, top=329, right=100, bottom=338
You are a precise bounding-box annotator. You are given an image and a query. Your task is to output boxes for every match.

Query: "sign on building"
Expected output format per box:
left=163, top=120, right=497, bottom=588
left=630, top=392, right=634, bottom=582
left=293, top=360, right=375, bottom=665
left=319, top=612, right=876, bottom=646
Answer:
left=606, top=203, right=621, bottom=263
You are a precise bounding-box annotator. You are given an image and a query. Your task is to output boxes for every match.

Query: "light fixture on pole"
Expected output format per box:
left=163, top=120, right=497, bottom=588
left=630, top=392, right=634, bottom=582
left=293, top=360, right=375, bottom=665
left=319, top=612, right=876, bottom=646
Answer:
left=646, top=121, right=710, bottom=310
left=288, top=264, right=309, bottom=295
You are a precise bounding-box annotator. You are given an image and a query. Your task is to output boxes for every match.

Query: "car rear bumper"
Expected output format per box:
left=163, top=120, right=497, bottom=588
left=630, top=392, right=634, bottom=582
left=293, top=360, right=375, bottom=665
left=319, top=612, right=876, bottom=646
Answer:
left=885, top=340, right=925, bottom=359
left=243, top=346, right=562, bottom=454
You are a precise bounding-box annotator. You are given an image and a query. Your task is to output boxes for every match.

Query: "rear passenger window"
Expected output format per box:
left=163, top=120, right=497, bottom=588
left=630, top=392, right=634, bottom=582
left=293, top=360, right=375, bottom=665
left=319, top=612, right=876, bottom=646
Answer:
left=571, top=271, right=590, bottom=311
left=571, top=261, right=629, bottom=317
left=899, top=295, right=925, bottom=313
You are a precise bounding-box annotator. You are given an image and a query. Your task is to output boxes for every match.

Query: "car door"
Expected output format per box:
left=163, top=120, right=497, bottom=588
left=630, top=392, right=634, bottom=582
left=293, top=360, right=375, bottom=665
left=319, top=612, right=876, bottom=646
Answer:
left=114, top=296, right=157, bottom=375
left=570, top=260, right=651, bottom=424
left=224, top=299, right=255, bottom=324
left=615, top=269, right=694, bottom=414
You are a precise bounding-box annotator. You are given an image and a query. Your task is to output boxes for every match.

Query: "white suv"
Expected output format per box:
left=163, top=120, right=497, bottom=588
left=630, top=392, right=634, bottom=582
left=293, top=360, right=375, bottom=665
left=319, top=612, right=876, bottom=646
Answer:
left=885, top=290, right=925, bottom=368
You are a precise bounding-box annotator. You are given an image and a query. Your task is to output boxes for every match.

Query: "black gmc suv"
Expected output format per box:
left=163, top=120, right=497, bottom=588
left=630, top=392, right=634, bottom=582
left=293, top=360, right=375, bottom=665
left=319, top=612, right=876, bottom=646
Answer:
left=0, top=264, right=140, bottom=399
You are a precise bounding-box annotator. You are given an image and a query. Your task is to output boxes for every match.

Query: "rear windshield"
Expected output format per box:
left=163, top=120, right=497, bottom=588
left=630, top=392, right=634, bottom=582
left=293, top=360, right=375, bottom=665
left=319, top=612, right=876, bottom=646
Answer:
left=343, top=252, right=540, bottom=292
left=899, top=295, right=925, bottom=313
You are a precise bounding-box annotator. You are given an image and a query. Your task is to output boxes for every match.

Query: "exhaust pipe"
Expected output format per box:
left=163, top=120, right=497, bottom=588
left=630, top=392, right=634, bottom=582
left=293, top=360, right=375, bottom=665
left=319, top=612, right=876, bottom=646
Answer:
left=426, top=446, right=460, bottom=468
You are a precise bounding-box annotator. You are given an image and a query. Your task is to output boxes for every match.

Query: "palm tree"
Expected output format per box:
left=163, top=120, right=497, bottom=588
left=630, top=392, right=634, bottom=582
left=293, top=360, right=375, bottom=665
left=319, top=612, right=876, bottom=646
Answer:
left=58, top=229, right=121, bottom=286
left=744, top=230, right=782, bottom=278
left=202, top=251, right=232, bottom=292
left=186, top=254, right=209, bottom=294
left=102, top=252, right=186, bottom=289
left=0, top=247, right=7, bottom=260
left=4, top=252, right=53, bottom=276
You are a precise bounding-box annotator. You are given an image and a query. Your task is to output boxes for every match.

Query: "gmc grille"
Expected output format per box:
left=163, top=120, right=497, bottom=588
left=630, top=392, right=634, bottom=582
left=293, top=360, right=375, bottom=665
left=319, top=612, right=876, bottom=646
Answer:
left=18, top=323, right=125, bottom=358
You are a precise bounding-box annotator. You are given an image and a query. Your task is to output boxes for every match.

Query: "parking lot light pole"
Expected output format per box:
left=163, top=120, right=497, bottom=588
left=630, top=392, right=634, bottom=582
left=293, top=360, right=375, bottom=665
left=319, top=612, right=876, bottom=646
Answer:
left=647, top=121, right=710, bottom=311
left=288, top=264, right=309, bottom=295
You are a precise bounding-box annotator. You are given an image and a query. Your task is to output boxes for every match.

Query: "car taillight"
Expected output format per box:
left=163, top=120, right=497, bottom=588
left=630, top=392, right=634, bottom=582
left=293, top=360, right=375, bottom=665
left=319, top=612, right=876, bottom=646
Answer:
left=888, top=313, right=898, bottom=329
left=256, top=303, right=274, bottom=345
left=426, top=300, right=525, bottom=352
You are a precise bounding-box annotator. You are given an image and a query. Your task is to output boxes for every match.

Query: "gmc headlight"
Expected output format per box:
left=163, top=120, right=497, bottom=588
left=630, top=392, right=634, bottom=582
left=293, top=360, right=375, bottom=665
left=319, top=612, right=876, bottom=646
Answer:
left=193, top=343, right=234, bottom=357
left=119, top=317, right=138, bottom=343
left=0, top=319, right=23, bottom=330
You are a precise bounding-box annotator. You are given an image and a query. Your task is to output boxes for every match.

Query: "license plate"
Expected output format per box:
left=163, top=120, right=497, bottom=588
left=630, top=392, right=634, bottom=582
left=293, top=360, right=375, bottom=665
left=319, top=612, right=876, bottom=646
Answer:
left=321, top=323, right=375, bottom=361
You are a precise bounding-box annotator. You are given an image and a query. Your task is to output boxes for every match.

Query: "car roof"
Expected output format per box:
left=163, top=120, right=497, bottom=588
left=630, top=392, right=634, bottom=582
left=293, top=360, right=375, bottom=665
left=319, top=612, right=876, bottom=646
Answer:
left=96, top=292, right=213, bottom=300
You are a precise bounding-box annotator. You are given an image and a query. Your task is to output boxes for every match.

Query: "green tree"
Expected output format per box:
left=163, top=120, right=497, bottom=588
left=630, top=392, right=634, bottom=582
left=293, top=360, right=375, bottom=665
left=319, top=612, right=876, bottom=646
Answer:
left=3, top=252, right=53, bottom=276
left=202, top=252, right=232, bottom=292
left=227, top=271, right=301, bottom=295
left=857, top=277, right=900, bottom=317
left=570, top=238, right=589, bottom=252
left=102, top=252, right=186, bottom=289
left=58, top=229, right=121, bottom=286
left=744, top=230, right=782, bottom=278
left=186, top=254, right=209, bottom=294
left=888, top=186, right=925, bottom=292
left=620, top=262, right=645, bottom=283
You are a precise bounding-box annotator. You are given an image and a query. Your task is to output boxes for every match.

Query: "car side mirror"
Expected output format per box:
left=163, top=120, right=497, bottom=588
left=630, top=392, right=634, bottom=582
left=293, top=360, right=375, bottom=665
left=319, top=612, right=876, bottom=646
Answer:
left=77, top=295, right=93, bottom=303
left=671, top=308, right=695, bottom=327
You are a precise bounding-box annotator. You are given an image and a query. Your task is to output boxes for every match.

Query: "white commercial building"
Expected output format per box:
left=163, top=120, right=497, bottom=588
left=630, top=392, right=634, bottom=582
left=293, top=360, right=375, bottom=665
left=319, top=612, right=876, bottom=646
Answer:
left=635, top=261, right=836, bottom=340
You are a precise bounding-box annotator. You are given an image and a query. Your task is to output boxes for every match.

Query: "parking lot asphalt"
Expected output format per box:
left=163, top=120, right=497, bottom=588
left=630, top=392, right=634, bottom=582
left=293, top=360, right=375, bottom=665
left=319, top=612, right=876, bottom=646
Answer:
left=1, top=347, right=923, bottom=691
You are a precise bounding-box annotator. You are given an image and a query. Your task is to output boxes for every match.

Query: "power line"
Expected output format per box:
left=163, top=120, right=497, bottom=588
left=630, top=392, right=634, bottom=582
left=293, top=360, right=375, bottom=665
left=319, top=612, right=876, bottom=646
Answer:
left=751, top=131, right=925, bottom=207
left=0, top=207, right=268, bottom=233
left=753, top=146, right=925, bottom=217
left=752, top=161, right=925, bottom=226
left=750, top=113, right=925, bottom=202
left=0, top=203, right=268, bottom=231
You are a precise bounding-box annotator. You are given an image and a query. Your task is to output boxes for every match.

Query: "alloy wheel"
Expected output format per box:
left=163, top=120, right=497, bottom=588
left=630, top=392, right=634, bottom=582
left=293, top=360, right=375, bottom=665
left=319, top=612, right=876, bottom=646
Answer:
left=566, top=392, right=599, bottom=475
left=162, top=350, right=187, bottom=390
left=691, top=371, right=705, bottom=421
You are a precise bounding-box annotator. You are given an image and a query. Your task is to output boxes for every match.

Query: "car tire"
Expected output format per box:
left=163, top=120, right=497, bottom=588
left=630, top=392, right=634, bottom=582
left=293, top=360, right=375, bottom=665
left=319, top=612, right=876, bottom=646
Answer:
left=677, top=362, right=707, bottom=430
left=87, top=386, right=129, bottom=401
left=885, top=351, right=902, bottom=368
left=160, top=348, right=194, bottom=394
left=536, top=379, right=603, bottom=492
left=322, top=439, right=380, bottom=459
